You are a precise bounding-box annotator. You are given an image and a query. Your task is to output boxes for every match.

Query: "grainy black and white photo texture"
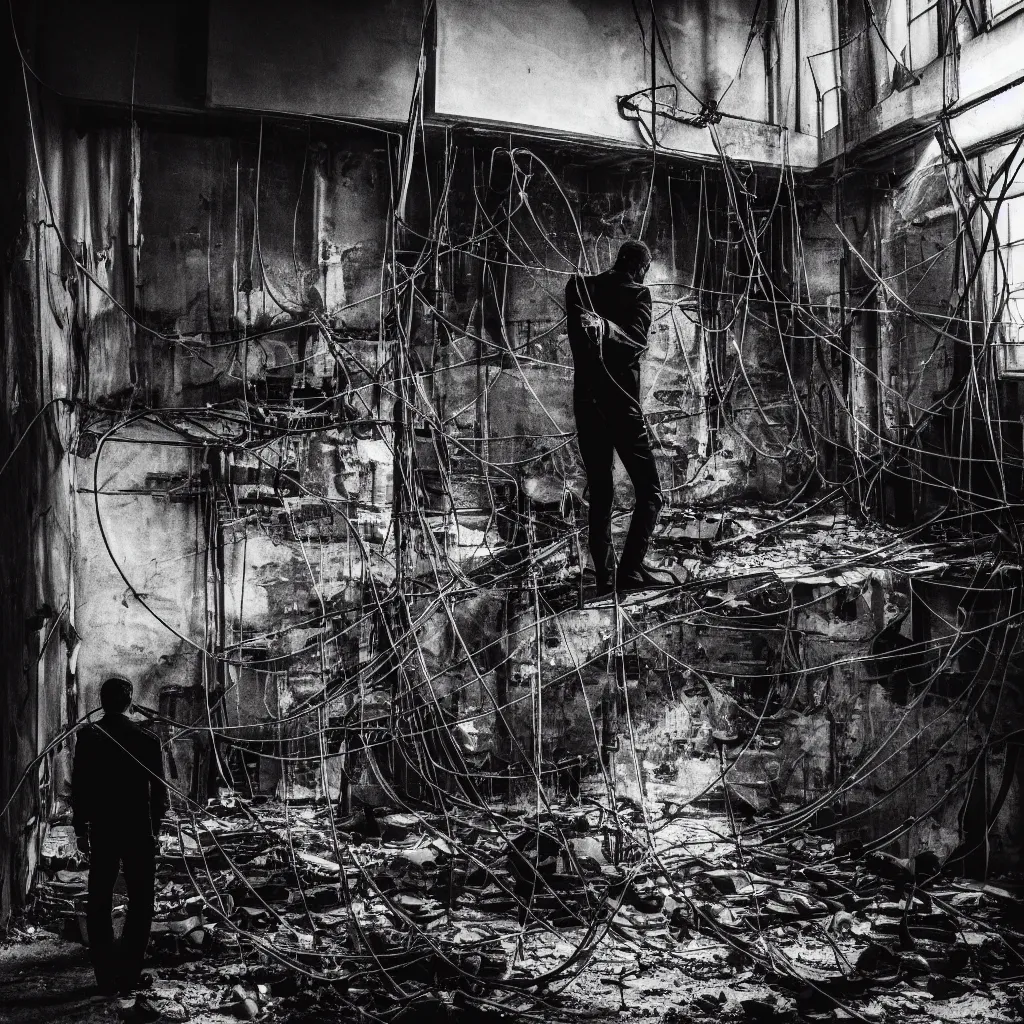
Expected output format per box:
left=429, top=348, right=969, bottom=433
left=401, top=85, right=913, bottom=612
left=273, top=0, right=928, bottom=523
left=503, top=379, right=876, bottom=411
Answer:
left=2, top=2, right=1024, bottom=1021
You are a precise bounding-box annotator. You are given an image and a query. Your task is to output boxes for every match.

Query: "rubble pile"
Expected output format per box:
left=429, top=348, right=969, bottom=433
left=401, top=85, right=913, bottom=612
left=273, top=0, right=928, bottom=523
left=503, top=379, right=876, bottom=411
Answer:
left=21, top=797, right=1024, bottom=1022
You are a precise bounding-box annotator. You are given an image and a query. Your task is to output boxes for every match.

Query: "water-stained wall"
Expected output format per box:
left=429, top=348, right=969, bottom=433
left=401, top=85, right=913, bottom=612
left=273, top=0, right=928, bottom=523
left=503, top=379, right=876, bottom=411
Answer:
left=2, top=105, right=809, bottom=793
left=5, top=3, right=1024, bottom=925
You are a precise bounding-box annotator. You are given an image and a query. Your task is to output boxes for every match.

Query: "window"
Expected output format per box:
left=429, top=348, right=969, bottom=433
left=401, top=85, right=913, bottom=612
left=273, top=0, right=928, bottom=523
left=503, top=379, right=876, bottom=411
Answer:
left=994, top=195, right=1024, bottom=374
left=987, top=0, right=1024, bottom=26
left=885, top=0, right=944, bottom=79
left=907, top=0, right=941, bottom=69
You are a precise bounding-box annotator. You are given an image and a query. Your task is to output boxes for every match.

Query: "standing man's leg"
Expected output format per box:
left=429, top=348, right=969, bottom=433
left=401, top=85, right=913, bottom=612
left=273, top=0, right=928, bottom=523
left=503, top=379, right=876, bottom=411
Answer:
left=613, top=410, right=663, bottom=580
left=85, top=831, right=120, bottom=993
left=117, top=830, right=156, bottom=992
left=575, top=398, right=616, bottom=589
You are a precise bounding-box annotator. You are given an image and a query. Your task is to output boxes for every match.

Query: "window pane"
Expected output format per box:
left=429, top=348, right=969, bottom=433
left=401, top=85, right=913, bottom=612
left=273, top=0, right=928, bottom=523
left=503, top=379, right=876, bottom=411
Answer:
left=991, top=197, right=1024, bottom=374
left=995, top=200, right=1010, bottom=241
left=1004, top=198, right=1024, bottom=291
left=1008, top=244, right=1024, bottom=290
left=989, top=0, right=1023, bottom=19
left=908, top=9, right=939, bottom=68
left=821, top=88, right=841, bottom=134
left=1001, top=320, right=1024, bottom=373
left=1006, top=195, right=1024, bottom=241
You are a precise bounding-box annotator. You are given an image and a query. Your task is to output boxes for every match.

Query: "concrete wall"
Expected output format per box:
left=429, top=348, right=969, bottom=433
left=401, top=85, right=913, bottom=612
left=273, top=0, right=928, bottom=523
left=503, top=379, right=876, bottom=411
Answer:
left=433, top=0, right=824, bottom=166
left=823, top=2, right=1024, bottom=162
left=0, top=97, right=814, bottom=820
left=808, top=138, right=1024, bottom=521
left=4, top=2, right=1024, bottom=922
left=6, top=98, right=1015, bottom=869
left=206, top=0, right=424, bottom=123
left=26, top=1, right=208, bottom=112
left=20, top=0, right=827, bottom=167
left=0, top=78, right=80, bottom=922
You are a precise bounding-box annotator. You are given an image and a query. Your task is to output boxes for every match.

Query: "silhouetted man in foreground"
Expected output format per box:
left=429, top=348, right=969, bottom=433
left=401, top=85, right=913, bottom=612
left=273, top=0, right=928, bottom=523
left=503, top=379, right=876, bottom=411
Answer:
left=72, top=677, right=167, bottom=996
left=565, top=240, right=670, bottom=595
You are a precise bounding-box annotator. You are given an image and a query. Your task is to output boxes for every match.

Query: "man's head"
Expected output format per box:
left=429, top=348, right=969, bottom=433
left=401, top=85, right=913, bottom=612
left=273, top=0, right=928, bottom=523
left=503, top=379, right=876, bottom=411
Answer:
left=614, top=240, right=652, bottom=283
left=100, top=676, right=133, bottom=715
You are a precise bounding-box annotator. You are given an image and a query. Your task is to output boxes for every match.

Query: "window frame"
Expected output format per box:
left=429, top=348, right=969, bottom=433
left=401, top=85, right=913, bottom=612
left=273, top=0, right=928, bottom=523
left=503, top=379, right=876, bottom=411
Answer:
left=992, top=194, right=1024, bottom=376
left=986, top=0, right=1024, bottom=29
left=906, top=0, right=943, bottom=70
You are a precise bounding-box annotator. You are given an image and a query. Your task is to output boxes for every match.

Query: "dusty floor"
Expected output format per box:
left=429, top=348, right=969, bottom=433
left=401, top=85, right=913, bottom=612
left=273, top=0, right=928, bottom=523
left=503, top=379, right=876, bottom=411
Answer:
left=1, top=926, right=1021, bottom=1024
left=0, top=934, right=231, bottom=1024
left=0, top=935, right=117, bottom=1024
left=5, top=806, right=1024, bottom=1023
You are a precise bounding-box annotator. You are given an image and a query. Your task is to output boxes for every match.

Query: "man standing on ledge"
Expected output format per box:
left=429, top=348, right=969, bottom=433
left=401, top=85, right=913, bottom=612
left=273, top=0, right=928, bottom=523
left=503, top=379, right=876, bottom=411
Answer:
left=72, top=677, right=167, bottom=996
left=565, top=240, right=671, bottom=596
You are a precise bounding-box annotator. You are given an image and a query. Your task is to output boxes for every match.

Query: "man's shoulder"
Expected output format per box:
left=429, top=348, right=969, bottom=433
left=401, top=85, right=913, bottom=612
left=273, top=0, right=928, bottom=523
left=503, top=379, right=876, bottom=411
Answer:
left=568, top=269, right=611, bottom=285
left=619, top=280, right=651, bottom=308
left=77, top=723, right=101, bottom=745
left=128, top=719, right=161, bottom=747
left=567, top=270, right=610, bottom=302
left=103, top=715, right=160, bottom=746
left=615, top=275, right=648, bottom=294
left=599, top=270, right=645, bottom=294
left=123, top=720, right=163, bottom=765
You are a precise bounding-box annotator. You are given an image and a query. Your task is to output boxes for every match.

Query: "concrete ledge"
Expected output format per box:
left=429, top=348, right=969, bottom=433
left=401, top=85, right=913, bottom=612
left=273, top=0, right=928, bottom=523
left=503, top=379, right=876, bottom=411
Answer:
left=822, top=11, right=1024, bottom=162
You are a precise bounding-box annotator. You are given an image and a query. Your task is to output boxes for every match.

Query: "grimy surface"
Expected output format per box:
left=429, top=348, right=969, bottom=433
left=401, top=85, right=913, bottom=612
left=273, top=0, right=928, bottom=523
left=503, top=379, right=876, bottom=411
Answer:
left=6, top=807, right=1022, bottom=1023
left=3, top=1, right=1024, bottom=1019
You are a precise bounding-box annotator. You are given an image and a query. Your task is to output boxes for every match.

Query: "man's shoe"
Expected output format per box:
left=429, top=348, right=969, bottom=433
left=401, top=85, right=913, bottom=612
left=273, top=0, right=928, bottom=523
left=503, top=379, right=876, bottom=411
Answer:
left=616, top=564, right=678, bottom=592
left=118, top=972, right=155, bottom=997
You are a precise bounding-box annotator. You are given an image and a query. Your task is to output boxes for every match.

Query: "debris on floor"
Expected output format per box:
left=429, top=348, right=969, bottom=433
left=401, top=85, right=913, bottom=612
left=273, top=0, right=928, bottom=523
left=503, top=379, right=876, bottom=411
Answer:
left=14, top=794, right=1024, bottom=1022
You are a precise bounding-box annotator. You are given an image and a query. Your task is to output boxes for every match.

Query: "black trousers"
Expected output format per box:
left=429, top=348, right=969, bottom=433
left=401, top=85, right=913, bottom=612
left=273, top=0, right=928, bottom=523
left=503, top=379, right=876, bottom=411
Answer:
left=86, top=826, right=155, bottom=991
left=575, top=393, right=663, bottom=585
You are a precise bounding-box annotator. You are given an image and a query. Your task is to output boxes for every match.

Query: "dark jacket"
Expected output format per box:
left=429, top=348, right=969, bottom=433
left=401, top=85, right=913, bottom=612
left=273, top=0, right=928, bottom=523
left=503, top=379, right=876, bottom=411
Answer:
left=565, top=269, right=652, bottom=406
left=72, top=714, right=168, bottom=837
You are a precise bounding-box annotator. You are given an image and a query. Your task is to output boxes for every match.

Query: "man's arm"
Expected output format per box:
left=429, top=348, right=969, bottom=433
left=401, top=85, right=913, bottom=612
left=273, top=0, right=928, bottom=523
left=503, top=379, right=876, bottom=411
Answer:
left=70, top=729, right=91, bottom=845
left=145, top=733, right=169, bottom=835
left=589, top=287, right=652, bottom=352
left=568, top=275, right=616, bottom=350
left=564, top=276, right=586, bottom=341
left=616, top=286, right=652, bottom=350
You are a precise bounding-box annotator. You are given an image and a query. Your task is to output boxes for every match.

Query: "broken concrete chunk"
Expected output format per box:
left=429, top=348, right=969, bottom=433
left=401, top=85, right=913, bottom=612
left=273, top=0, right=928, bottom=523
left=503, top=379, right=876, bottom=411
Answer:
left=379, top=813, right=422, bottom=841
left=391, top=846, right=437, bottom=867
left=865, top=850, right=915, bottom=883
left=706, top=869, right=769, bottom=895
left=150, top=913, right=203, bottom=936
left=568, top=836, right=606, bottom=865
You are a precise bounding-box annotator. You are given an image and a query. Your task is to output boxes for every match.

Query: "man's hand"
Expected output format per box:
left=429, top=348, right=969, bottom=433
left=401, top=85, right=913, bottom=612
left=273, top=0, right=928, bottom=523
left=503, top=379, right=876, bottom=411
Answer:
left=580, top=312, right=644, bottom=351
left=76, top=833, right=90, bottom=857
left=580, top=311, right=605, bottom=346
